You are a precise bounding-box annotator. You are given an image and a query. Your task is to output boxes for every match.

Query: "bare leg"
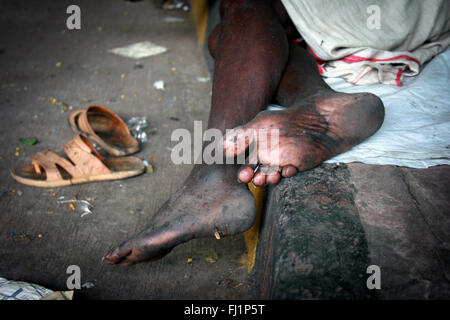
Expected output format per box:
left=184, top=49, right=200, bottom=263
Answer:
left=103, top=0, right=290, bottom=266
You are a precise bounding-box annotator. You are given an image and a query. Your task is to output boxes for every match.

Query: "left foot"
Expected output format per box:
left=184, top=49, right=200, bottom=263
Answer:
left=223, top=89, right=385, bottom=185
left=103, top=164, right=256, bottom=266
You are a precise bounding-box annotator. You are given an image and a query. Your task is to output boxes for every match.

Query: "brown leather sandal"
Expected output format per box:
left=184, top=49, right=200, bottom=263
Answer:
left=69, top=105, right=139, bottom=156
left=11, top=135, right=145, bottom=187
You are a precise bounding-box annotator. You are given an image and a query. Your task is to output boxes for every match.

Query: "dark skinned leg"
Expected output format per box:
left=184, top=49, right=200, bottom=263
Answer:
left=103, top=0, right=290, bottom=266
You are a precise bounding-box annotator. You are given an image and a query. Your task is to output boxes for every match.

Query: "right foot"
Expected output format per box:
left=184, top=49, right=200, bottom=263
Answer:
left=103, top=164, right=256, bottom=266
left=223, top=90, right=384, bottom=185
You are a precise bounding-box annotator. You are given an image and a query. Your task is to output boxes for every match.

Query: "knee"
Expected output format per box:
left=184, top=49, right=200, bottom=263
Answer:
left=219, top=0, right=259, bottom=18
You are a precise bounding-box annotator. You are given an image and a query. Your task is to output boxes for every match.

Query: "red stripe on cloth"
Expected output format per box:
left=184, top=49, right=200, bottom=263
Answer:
left=317, top=63, right=324, bottom=74
left=352, top=67, right=373, bottom=85
left=395, top=68, right=404, bottom=87
left=343, top=54, right=421, bottom=67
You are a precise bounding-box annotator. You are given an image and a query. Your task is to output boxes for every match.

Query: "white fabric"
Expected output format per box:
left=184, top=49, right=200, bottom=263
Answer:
left=282, top=0, right=450, bottom=86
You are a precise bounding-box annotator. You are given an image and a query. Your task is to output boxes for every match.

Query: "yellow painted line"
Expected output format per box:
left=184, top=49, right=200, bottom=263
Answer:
left=191, top=0, right=209, bottom=46
left=243, top=183, right=266, bottom=273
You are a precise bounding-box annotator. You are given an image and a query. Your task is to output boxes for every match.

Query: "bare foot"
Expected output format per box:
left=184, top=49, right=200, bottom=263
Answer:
left=223, top=90, right=385, bottom=186
left=103, top=164, right=255, bottom=266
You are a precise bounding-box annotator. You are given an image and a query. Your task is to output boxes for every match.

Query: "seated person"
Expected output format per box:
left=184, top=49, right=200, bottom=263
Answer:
left=104, top=0, right=450, bottom=266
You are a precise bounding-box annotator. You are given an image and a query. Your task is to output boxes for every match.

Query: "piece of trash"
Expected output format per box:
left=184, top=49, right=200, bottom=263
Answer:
left=186, top=258, right=193, bottom=264
left=109, top=41, right=167, bottom=59
left=169, top=116, right=179, bottom=121
left=134, top=62, right=144, bottom=69
left=19, top=137, right=38, bottom=146
left=196, top=76, right=211, bottom=83
left=163, top=16, right=185, bottom=23
left=205, top=252, right=219, bottom=264
left=142, top=160, right=154, bottom=174
left=214, top=231, right=221, bottom=240
left=121, top=73, right=126, bottom=79
left=153, top=80, right=165, bottom=91
left=81, top=281, right=95, bottom=289
left=57, top=197, right=93, bottom=217
left=55, top=61, right=62, bottom=68
left=126, top=116, right=149, bottom=142
left=163, top=0, right=190, bottom=11
left=41, top=291, right=73, bottom=300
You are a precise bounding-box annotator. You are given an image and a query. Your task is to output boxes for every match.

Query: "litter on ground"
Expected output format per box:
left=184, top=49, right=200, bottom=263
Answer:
left=109, top=41, right=168, bottom=59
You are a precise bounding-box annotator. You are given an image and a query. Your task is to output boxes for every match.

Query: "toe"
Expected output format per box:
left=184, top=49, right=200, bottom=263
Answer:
left=103, top=244, right=133, bottom=265
left=252, top=171, right=266, bottom=186
left=282, top=165, right=298, bottom=178
left=238, top=165, right=254, bottom=183
left=266, top=172, right=281, bottom=185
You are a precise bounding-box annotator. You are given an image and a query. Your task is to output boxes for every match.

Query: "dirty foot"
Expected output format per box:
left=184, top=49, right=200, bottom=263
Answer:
left=224, top=90, right=384, bottom=186
left=103, top=164, right=256, bottom=266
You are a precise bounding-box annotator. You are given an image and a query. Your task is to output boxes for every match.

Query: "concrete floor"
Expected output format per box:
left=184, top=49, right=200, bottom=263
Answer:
left=0, top=0, right=449, bottom=300
left=0, top=0, right=249, bottom=299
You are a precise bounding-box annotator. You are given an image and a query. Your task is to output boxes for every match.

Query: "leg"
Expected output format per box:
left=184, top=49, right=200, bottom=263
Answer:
left=103, top=0, right=290, bottom=266
left=225, top=43, right=385, bottom=185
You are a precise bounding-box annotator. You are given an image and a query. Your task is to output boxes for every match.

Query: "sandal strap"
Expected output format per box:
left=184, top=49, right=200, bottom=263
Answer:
left=31, top=135, right=111, bottom=182
left=32, top=149, right=87, bottom=181
left=32, top=151, right=64, bottom=182
left=63, top=135, right=111, bottom=177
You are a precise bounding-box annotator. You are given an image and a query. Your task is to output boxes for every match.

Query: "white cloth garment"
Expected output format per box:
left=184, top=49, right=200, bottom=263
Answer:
left=281, top=0, right=450, bottom=86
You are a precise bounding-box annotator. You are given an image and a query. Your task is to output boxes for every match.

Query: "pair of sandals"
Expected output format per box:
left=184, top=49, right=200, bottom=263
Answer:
left=11, top=106, right=146, bottom=187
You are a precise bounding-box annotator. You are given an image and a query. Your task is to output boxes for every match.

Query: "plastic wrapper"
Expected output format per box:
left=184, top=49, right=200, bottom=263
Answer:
left=0, top=277, right=53, bottom=300
left=57, top=197, right=93, bottom=218
left=126, top=116, right=149, bottom=142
